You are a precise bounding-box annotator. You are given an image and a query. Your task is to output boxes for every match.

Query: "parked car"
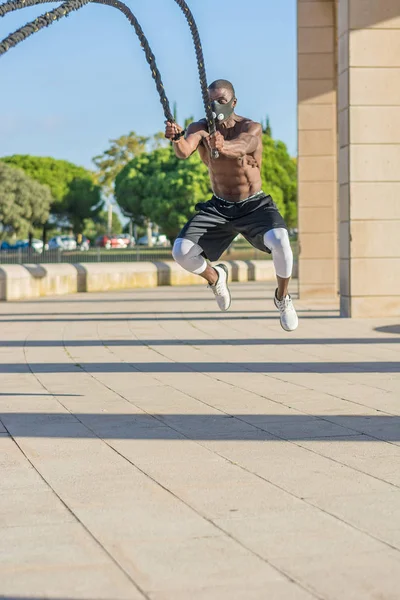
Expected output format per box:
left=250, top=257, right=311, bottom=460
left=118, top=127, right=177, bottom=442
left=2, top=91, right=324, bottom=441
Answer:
left=137, top=234, right=170, bottom=247
left=48, top=236, right=77, bottom=251
left=114, top=234, right=135, bottom=248
left=95, top=235, right=120, bottom=249
left=0, top=239, right=44, bottom=253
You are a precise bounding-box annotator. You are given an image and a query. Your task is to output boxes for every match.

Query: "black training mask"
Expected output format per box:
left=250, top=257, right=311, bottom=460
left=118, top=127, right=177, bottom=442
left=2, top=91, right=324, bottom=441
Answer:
left=211, top=96, right=236, bottom=123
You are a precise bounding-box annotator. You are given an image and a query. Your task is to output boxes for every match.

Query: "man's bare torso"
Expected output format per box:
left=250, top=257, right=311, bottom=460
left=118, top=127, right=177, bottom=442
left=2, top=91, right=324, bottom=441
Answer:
left=190, top=115, right=263, bottom=202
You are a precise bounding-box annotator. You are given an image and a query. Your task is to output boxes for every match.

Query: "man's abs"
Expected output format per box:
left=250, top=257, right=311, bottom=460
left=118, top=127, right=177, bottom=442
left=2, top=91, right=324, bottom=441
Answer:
left=207, top=154, right=263, bottom=202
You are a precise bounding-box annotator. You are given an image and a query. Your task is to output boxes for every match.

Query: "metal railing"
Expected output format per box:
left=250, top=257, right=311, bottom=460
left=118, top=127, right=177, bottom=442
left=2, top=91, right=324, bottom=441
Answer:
left=0, top=240, right=298, bottom=265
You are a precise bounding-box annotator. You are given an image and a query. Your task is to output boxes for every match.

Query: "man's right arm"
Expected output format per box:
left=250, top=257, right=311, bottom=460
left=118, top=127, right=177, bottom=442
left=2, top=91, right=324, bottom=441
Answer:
left=165, top=121, right=207, bottom=159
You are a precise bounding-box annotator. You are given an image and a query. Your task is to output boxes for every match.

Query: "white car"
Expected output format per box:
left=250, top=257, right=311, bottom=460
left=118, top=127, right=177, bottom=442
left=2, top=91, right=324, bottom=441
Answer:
left=48, top=236, right=77, bottom=251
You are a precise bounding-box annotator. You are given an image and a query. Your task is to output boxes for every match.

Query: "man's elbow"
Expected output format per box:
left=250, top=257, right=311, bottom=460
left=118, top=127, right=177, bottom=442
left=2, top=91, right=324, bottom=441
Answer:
left=174, top=148, right=192, bottom=160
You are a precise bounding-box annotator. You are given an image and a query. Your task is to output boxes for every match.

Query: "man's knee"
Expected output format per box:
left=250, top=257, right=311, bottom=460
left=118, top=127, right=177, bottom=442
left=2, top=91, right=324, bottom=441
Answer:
left=264, top=228, right=290, bottom=252
left=264, top=228, right=293, bottom=279
left=172, top=238, right=207, bottom=275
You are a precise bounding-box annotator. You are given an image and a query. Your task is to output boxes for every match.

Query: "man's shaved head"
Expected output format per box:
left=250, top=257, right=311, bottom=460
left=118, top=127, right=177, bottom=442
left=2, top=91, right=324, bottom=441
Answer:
left=208, top=79, right=236, bottom=98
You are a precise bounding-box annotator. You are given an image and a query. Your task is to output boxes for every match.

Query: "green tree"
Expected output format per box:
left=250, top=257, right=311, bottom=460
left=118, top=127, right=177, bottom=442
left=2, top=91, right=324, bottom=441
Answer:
left=262, top=116, right=272, bottom=137
left=115, top=146, right=211, bottom=241
left=93, top=131, right=169, bottom=200
left=93, top=132, right=150, bottom=198
left=83, top=210, right=123, bottom=241
left=0, top=162, right=51, bottom=239
left=0, top=155, right=102, bottom=233
left=261, top=135, right=297, bottom=228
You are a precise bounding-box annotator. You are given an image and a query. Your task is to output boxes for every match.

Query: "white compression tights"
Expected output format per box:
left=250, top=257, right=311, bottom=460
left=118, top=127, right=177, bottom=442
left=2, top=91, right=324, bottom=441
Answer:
left=172, top=238, right=208, bottom=275
left=172, top=227, right=293, bottom=279
left=263, top=228, right=293, bottom=279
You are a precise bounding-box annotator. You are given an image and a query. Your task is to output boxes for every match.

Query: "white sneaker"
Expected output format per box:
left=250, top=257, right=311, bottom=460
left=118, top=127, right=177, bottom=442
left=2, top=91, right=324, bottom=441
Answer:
left=208, top=264, right=231, bottom=311
left=274, top=289, right=298, bottom=331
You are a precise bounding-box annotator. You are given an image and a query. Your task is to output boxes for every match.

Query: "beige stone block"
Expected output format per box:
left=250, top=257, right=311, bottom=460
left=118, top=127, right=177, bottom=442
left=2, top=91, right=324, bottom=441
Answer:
left=298, top=130, right=336, bottom=156
left=338, top=108, right=349, bottom=147
left=298, top=156, right=336, bottom=181
left=299, top=258, right=337, bottom=284
left=338, top=0, right=349, bottom=37
left=350, top=68, right=400, bottom=105
left=351, top=220, right=400, bottom=258
left=299, top=207, right=336, bottom=232
left=338, top=32, right=349, bottom=74
left=0, top=266, right=35, bottom=301
left=298, top=182, right=337, bottom=207
left=351, top=296, right=400, bottom=318
left=338, top=69, right=349, bottom=111
left=83, top=262, right=158, bottom=293
left=350, top=29, right=400, bottom=67
left=339, top=221, right=350, bottom=261
left=298, top=27, right=335, bottom=53
left=298, top=79, right=336, bottom=104
left=339, top=146, right=349, bottom=185
left=228, top=260, right=249, bottom=283
left=298, top=53, right=335, bottom=79
left=340, top=258, right=350, bottom=296
left=246, top=261, right=276, bottom=282
left=350, top=0, right=400, bottom=30
left=339, top=184, right=350, bottom=222
left=0, top=264, right=79, bottom=301
left=351, top=258, right=400, bottom=295
left=350, top=144, right=400, bottom=181
left=165, top=263, right=210, bottom=287
left=350, top=182, right=400, bottom=219
left=298, top=104, right=336, bottom=130
left=299, top=282, right=338, bottom=299
left=298, top=2, right=334, bottom=27
left=350, top=106, right=400, bottom=144
left=299, top=233, right=336, bottom=259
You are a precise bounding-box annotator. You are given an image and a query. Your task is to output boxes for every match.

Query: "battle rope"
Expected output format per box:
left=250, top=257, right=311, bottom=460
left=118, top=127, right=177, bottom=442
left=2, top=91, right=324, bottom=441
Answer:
left=0, top=0, right=176, bottom=124
left=172, top=0, right=217, bottom=140
left=0, top=0, right=92, bottom=56
left=0, top=0, right=218, bottom=153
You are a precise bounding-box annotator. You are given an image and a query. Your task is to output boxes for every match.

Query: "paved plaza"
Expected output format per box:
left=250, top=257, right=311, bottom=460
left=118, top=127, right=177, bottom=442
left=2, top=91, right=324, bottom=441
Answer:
left=0, top=281, right=399, bottom=599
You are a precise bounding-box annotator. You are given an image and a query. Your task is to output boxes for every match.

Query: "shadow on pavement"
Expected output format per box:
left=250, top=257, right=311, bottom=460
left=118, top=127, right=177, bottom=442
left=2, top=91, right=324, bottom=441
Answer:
left=0, top=309, right=335, bottom=317
left=0, top=338, right=398, bottom=348
left=0, top=315, right=340, bottom=323
left=375, top=325, right=400, bottom=335
left=0, top=361, right=398, bottom=374
left=0, top=393, right=82, bottom=397
left=1, top=413, right=399, bottom=441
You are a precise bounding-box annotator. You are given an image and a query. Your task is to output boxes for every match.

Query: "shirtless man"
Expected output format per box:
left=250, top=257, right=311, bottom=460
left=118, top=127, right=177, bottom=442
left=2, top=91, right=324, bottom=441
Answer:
left=165, top=79, right=298, bottom=331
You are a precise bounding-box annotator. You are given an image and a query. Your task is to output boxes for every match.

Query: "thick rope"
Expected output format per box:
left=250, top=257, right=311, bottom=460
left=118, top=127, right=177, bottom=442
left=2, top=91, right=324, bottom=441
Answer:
left=171, top=0, right=218, bottom=157
left=0, top=0, right=218, bottom=154
left=0, top=0, right=91, bottom=56
left=0, top=0, right=175, bottom=122
left=172, top=0, right=216, bottom=137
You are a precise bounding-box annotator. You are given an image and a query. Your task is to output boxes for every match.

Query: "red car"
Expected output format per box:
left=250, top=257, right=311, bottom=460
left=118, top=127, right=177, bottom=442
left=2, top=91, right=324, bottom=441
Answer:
left=95, top=235, right=121, bottom=249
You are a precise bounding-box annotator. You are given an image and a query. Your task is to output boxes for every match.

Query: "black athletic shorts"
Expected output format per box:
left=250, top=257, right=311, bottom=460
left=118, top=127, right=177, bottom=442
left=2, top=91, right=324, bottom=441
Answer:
left=176, top=191, right=287, bottom=261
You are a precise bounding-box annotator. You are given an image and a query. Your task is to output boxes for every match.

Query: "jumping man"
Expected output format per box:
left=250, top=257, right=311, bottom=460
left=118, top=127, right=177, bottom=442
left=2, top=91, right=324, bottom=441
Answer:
left=165, top=79, right=298, bottom=331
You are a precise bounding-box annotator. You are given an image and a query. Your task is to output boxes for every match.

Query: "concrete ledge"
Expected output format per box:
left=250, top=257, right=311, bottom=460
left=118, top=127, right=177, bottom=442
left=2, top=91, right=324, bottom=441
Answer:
left=0, top=264, right=78, bottom=300
left=80, top=262, right=159, bottom=293
left=0, top=260, right=280, bottom=301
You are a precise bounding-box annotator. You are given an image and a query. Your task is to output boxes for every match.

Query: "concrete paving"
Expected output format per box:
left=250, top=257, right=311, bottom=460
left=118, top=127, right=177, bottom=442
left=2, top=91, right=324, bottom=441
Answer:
left=0, top=281, right=399, bottom=600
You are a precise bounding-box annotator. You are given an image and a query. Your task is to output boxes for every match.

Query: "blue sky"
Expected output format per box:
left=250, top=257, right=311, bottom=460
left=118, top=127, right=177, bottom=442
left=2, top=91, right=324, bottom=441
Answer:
left=0, top=0, right=297, bottom=170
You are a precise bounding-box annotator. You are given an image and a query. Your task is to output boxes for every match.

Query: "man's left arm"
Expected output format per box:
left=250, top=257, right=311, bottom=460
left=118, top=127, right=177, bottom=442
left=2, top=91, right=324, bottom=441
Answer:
left=208, top=121, right=262, bottom=159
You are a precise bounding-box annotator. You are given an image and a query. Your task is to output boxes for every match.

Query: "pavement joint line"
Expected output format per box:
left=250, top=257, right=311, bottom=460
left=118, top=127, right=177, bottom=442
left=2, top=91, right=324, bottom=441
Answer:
left=3, top=285, right=399, bottom=597
left=125, top=315, right=400, bottom=442
left=18, top=331, right=151, bottom=600
left=152, top=305, right=400, bottom=415
left=80, top=324, right=400, bottom=557
left=54, top=325, right=323, bottom=600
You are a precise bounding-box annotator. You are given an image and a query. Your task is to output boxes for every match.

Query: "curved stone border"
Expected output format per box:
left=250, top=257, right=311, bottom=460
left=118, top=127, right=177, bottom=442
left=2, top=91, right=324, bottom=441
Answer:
left=0, top=260, right=294, bottom=301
